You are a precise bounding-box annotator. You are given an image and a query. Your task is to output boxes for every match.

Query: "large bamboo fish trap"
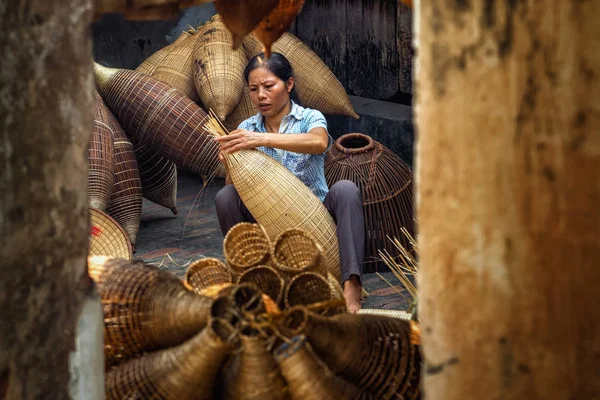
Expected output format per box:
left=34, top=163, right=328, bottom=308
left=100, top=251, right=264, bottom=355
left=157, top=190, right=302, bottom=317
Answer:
left=213, top=0, right=280, bottom=48
left=242, top=32, right=358, bottom=118
left=193, top=15, right=248, bottom=121
left=88, top=256, right=213, bottom=369
left=253, top=0, right=306, bottom=58
left=205, top=115, right=342, bottom=281
left=325, top=133, right=414, bottom=273
left=98, top=96, right=143, bottom=246
left=280, top=307, right=422, bottom=400
left=105, top=318, right=237, bottom=400
left=89, top=207, right=133, bottom=261
left=89, top=91, right=115, bottom=211
left=94, top=63, right=222, bottom=179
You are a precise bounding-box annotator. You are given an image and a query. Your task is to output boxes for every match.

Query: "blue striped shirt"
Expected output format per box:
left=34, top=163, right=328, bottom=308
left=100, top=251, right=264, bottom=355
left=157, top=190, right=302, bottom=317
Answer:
left=237, top=101, right=332, bottom=201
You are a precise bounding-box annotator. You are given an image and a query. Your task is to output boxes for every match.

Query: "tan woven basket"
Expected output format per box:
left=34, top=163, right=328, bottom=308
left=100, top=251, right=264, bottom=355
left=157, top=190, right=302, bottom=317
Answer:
left=193, top=15, right=247, bottom=120
left=97, top=95, right=142, bottom=246
left=242, top=32, right=358, bottom=118
left=284, top=272, right=346, bottom=315
left=94, top=63, right=221, bottom=179
left=213, top=1, right=279, bottom=48
left=236, top=265, right=285, bottom=306
left=88, top=256, right=213, bottom=369
left=272, top=228, right=324, bottom=277
left=89, top=92, right=115, bottom=211
left=135, top=28, right=191, bottom=76
left=89, top=207, right=133, bottom=260
left=224, top=85, right=258, bottom=130
left=105, top=318, right=238, bottom=400
left=223, top=222, right=272, bottom=275
left=185, top=258, right=233, bottom=294
left=133, top=141, right=178, bottom=214
left=253, top=0, right=306, bottom=58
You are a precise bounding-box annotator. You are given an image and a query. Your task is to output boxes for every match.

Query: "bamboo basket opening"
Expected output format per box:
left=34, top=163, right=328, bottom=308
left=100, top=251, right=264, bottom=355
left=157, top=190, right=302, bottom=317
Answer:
left=237, top=265, right=285, bottom=305
left=185, top=258, right=232, bottom=293
left=232, top=284, right=265, bottom=313
left=211, top=296, right=241, bottom=327
left=223, top=222, right=272, bottom=270
left=273, top=229, right=321, bottom=273
left=280, top=306, right=308, bottom=337
left=335, top=133, right=374, bottom=154
left=284, top=272, right=339, bottom=313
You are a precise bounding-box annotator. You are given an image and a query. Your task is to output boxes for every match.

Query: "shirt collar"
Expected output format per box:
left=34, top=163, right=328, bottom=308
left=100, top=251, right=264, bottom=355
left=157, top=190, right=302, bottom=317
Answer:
left=249, top=100, right=305, bottom=129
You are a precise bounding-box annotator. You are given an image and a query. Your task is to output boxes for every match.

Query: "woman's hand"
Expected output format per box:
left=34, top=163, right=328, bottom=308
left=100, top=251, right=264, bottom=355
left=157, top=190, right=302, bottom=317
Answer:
left=214, top=129, right=266, bottom=154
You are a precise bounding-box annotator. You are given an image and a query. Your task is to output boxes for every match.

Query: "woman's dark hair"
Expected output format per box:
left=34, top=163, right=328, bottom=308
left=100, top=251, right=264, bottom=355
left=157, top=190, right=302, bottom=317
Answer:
left=243, top=52, right=298, bottom=101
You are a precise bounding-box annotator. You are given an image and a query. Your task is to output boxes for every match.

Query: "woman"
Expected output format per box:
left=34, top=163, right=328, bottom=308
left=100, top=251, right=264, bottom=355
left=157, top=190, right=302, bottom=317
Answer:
left=214, top=52, right=364, bottom=313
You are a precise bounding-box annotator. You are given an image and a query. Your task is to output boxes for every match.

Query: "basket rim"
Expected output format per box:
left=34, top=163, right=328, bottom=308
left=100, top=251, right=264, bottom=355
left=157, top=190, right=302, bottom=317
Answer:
left=184, top=257, right=232, bottom=286
left=223, top=222, right=272, bottom=268
left=272, top=228, right=322, bottom=272
left=89, top=206, right=133, bottom=260
left=334, top=132, right=374, bottom=154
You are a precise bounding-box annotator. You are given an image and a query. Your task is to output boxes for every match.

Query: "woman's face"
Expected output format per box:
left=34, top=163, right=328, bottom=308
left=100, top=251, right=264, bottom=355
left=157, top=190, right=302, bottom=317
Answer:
left=248, top=66, right=294, bottom=118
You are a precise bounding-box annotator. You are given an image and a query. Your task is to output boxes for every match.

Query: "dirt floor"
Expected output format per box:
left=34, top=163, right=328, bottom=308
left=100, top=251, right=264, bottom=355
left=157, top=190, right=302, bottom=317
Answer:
left=134, top=169, right=411, bottom=311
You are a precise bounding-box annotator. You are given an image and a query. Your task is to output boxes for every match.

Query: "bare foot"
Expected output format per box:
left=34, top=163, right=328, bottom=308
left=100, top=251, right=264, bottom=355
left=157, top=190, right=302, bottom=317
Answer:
left=343, top=275, right=362, bottom=314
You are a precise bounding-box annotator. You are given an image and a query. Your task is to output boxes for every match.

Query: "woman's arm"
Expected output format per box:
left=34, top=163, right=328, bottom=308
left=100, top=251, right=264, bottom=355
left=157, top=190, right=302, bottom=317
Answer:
left=214, top=127, right=329, bottom=155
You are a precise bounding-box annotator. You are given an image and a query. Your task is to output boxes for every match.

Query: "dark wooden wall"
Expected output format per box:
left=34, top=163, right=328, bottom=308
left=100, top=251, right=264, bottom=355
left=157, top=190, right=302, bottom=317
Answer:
left=294, top=0, right=413, bottom=104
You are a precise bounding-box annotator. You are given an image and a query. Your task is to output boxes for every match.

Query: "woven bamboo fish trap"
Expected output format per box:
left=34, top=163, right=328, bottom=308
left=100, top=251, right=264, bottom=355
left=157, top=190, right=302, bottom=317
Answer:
left=219, top=331, right=289, bottom=400
left=272, top=228, right=327, bottom=278
left=98, top=96, right=142, bottom=246
left=208, top=283, right=281, bottom=316
left=210, top=284, right=269, bottom=328
left=89, top=91, right=115, bottom=211
left=105, top=318, right=237, bottom=400
left=224, top=85, right=258, bottom=131
left=324, top=133, right=414, bottom=273
left=94, top=63, right=222, bottom=179
left=88, top=256, right=213, bottom=368
left=284, top=272, right=346, bottom=315
left=223, top=222, right=273, bottom=276
left=237, top=265, right=285, bottom=306
left=184, top=257, right=233, bottom=293
left=280, top=307, right=422, bottom=400
left=89, top=208, right=133, bottom=260
left=135, top=28, right=191, bottom=76
left=242, top=32, right=358, bottom=118
left=274, top=335, right=374, bottom=400
left=193, top=15, right=248, bottom=121
left=253, top=0, right=306, bottom=58
left=133, top=141, right=178, bottom=214
left=213, top=0, right=279, bottom=48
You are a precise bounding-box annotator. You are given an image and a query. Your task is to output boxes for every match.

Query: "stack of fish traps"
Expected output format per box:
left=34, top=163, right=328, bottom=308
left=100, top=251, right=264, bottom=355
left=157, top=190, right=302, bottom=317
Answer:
left=90, top=223, right=422, bottom=400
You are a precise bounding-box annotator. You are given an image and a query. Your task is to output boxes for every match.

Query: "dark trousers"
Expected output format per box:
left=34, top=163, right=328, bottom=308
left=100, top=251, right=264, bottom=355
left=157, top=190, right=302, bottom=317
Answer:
left=214, top=180, right=364, bottom=283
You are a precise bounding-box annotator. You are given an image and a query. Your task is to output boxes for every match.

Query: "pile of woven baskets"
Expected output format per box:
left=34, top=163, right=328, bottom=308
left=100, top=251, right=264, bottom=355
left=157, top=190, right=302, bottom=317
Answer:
left=90, top=223, right=422, bottom=400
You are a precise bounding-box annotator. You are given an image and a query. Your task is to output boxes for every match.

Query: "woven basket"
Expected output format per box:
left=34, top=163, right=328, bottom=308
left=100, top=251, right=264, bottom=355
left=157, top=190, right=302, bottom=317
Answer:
left=272, top=228, right=325, bottom=277
left=219, top=332, right=289, bottom=400
left=223, top=222, right=272, bottom=275
left=325, top=133, right=414, bottom=273
left=280, top=307, right=422, bottom=400
left=224, top=85, right=258, bottom=131
left=242, top=32, right=358, bottom=118
left=208, top=283, right=280, bottom=317
left=89, top=91, right=115, bottom=211
left=253, top=0, right=306, bottom=58
left=193, top=15, right=247, bottom=121
left=213, top=1, right=279, bottom=48
left=274, top=335, right=373, bottom=400
left=105, top=318, right=237, bottom=400
left=94, top=63, right=221, bottom=179
left=99, top=96, right=142, bottom=246
left=236, top=265, right=285, bottom=306
left=89, top=208, right=133, bottom=260
left=133, top=141, right=178, bottom=213
left=221, top=149, right=341, bottom=280
left=88, top=256, right=213, bottom=369
left=210, top=283, right=268, bottom=328
left=135, top=28, right=191, bottom=76
left=185, top=258, right=233, bottom=293
left=284, top=272, right=346, bottom=315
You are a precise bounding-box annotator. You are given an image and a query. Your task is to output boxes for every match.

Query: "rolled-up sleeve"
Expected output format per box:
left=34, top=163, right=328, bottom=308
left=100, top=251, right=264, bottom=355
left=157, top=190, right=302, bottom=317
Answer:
left=303, top=110, right=332, bottom=152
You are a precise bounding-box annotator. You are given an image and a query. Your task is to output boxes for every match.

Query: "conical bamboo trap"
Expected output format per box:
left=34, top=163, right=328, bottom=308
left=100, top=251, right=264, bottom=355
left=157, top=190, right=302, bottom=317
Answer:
left=325, top=133, right=415, bottom=273
left=89, top=91, right=115, bottom=211
left=205, top=115, right=342, bottom=282
left=88, top=256, right=213, bottom=369
left=253, top=0, right=306, bottom=58
left=94, top=63, right=221, bottom=180
left=133, top=141, right=178, bottom=214
left=193, top=15, right=248, bottom=121
left=213, top=0, right=280, bottom=49
left=89, top=208, right=133, bottom=261
left=135, top=28, right=191, bottom=76
left=242, top=32, right=358, bottom=118
left=97, top=95, right=143, bottom=246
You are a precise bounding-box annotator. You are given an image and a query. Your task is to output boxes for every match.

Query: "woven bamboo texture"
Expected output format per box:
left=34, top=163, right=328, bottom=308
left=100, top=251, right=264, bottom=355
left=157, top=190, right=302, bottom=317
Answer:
left=88, top=256, right=213, bottom=369
left=133, top=141, right=178, bottom=213
left=357, top=308, right=412, bottom=321
left=274, top=335, right=373, bottom=400
left=223, top=222, right=272, bottom=275
left=237, top=265, right=285, bottom=306
left=185, top=258, right=233, bottom=293
left=99, top=96, right=143, bottom=246
left=105, top=318, right=237, bottom=400
left=193, top=15, right=247, bottom=121
left=219, top=333, right=289, bottom=400
left=224, top=85, right=258, bottom=130
left=325, top=133, right=415, bottom=273
left=284, top=272, right=345, bottom=315
left=253, top=0, right=306, bottom=58
left=272, top=228, right=325, bottom=277
left=280, top=307, right=422, bottom=400
left=222, top=149, right=341, bottom=280
left=135, top=29, right=191, bottom=76
left=89, top=92, right=115, bottom=211
left=94, top=63, right=221, bottom=179
left=213, top=0, right=279, bottom=48
left=242, top=33, right=358, bottom=118
left=89, top=208, right=133, bottom=261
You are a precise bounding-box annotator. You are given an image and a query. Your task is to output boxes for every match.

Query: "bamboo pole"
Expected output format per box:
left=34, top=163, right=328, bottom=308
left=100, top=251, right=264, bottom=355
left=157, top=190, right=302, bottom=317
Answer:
left=415, top=1, right=600, bottom=399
